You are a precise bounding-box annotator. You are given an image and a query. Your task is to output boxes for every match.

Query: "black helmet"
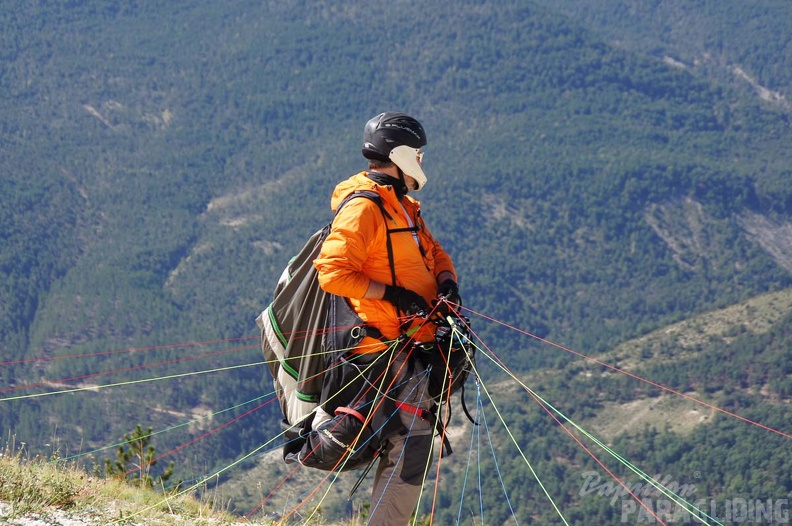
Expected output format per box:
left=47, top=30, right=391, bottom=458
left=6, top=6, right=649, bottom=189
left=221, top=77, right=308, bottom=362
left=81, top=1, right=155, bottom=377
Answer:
left=362, top=112, right=428, bottom=190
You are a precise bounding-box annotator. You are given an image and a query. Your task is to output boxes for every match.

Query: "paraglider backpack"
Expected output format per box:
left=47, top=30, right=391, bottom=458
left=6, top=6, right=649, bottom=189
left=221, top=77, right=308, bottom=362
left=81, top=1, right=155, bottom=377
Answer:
left=256, top=191, right=404, bottom=471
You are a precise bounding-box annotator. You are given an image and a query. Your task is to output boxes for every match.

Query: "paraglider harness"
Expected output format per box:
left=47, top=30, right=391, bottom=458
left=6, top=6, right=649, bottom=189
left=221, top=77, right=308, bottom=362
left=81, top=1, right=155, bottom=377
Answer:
left=279, top=304, right=477, bottom=477
left=256, top=189, right=476, bottom=480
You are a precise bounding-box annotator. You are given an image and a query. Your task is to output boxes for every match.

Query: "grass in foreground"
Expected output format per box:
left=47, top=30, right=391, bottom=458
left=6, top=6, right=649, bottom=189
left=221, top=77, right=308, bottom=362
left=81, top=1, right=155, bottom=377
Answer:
left=0, top=441, right=370, bottom=525
left=0, top=451, right=244, bottom=525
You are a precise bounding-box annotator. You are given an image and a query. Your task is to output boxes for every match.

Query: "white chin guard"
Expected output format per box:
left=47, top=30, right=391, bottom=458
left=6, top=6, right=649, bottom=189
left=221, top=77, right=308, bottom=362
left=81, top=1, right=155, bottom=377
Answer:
left=389, top=145, right=427, bottom=190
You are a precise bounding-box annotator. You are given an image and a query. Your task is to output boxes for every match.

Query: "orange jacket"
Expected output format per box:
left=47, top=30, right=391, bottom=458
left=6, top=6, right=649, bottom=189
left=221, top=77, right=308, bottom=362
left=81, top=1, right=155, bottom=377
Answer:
left=314, top=172, right=457, bottom=342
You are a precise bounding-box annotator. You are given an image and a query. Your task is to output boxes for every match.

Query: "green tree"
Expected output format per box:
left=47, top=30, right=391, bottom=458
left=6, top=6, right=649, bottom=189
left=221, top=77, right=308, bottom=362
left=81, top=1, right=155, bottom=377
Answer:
left=104, top=424, right=175, bottom=489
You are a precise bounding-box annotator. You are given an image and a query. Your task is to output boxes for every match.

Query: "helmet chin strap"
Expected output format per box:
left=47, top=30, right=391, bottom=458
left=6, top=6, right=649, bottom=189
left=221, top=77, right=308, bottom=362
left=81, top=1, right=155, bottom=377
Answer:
left=396, top=167, right=410, bottom=197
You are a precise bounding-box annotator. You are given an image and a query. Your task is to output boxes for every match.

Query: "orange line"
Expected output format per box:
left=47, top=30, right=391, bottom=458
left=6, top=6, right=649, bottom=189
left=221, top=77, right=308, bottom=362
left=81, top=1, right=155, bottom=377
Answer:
left=463, top=306, right=792, bottom=441
left=466, top=319, right=667, bottom=525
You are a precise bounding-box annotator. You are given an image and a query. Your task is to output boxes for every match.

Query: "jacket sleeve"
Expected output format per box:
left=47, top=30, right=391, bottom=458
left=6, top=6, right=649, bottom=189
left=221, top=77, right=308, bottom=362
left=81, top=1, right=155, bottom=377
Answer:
left=431, top=239, right=457, bottom=282
left=314, top=198, right=384, bottom=299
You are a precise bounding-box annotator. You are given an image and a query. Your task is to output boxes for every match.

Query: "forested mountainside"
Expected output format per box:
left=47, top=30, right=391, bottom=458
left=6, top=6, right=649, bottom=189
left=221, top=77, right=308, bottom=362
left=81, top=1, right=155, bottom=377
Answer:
left=1, top=1, right=791, bottom=522
left=532, top=0, right=792, bottom=104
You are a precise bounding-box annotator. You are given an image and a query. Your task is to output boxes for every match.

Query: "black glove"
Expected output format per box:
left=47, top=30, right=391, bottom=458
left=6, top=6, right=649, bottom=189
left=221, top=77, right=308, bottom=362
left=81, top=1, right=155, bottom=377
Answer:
left=436, top=279, right=461, bottom=305
left=382, top=285, right=430, bottom=316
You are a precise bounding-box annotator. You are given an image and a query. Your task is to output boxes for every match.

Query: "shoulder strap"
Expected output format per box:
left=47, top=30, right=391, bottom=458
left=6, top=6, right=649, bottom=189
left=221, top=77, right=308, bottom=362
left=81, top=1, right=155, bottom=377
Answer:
left=333, top=191, right=397, bottom=286
left=334, top=190, right=391, bottom=220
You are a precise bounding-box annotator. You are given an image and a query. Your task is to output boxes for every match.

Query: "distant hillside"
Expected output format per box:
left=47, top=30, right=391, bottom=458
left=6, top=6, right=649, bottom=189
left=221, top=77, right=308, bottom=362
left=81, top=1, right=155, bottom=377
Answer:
left=582, top=288, right=792, bottom=435
left=533, top=0, right=792, bottom=106
left=2, top=1, right=792, bottom=523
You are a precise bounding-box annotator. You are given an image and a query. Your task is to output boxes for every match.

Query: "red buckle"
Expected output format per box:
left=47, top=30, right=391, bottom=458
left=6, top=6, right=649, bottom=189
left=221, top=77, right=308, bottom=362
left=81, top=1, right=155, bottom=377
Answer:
left=396, top=401, right=430, bottom=421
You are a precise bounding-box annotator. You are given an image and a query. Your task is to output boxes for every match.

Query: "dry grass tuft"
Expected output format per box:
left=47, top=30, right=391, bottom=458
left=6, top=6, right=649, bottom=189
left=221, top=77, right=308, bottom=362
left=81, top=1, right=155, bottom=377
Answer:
left=0, top=437, right=256, bottom=525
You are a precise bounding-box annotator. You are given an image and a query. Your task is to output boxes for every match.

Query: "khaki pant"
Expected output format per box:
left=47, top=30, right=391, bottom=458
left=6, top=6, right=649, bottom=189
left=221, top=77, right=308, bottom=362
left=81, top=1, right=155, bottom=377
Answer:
left=367, top=353, right=436, bottom=526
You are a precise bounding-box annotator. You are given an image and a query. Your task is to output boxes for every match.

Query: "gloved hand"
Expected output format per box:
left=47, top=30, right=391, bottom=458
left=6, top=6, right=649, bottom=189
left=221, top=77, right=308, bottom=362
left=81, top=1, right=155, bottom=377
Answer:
left=436, top=279, right=461, bottom=305
left=382, top=285, right=430, bottom=316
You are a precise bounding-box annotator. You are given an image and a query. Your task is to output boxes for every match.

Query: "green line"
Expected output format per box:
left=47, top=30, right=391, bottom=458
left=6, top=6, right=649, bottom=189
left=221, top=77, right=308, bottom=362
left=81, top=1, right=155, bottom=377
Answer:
left=53, top=392, right=275, bottom=464
left=272, top=339, right=404, bottom=525
left=107, top=426, right=285, bottom=525
left=477, top=348, right=721, bottom=525
left=0, top=361, right=266, bottom=402
left=467, top=354, right=570, bottom=525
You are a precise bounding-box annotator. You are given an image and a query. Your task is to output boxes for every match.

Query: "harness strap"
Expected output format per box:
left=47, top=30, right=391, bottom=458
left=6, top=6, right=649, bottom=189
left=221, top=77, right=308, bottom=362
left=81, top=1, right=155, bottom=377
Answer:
left=334, top=406, right=367, bottom=424
left=395, top=401, right=432, bottom=420
left=384, top=221, right=398, bottom=288
left=338, top=190, right=400, bottom=303
left=396, top=402, right=453, bottom=457
left=336, top=190, right=402, bottom=332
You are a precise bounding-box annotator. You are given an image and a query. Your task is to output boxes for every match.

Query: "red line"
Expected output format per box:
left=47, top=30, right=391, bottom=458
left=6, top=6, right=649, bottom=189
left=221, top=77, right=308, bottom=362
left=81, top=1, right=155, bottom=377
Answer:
left=248, top=336, right=423, bottom=523
left=463, top=306, right=792, bottom=441
left=429, top=320, right=457, bottom=525
left=1, top=344, right=259, bottom=394
left=465, top=319, right=667, bottom=525
left=124, top=397, right=276, bottom=479
left=0, top=335, right=259, bottom=366
left=247, top=462, right=302, bottom=518
left=272, top=345, right=415, bottom=525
